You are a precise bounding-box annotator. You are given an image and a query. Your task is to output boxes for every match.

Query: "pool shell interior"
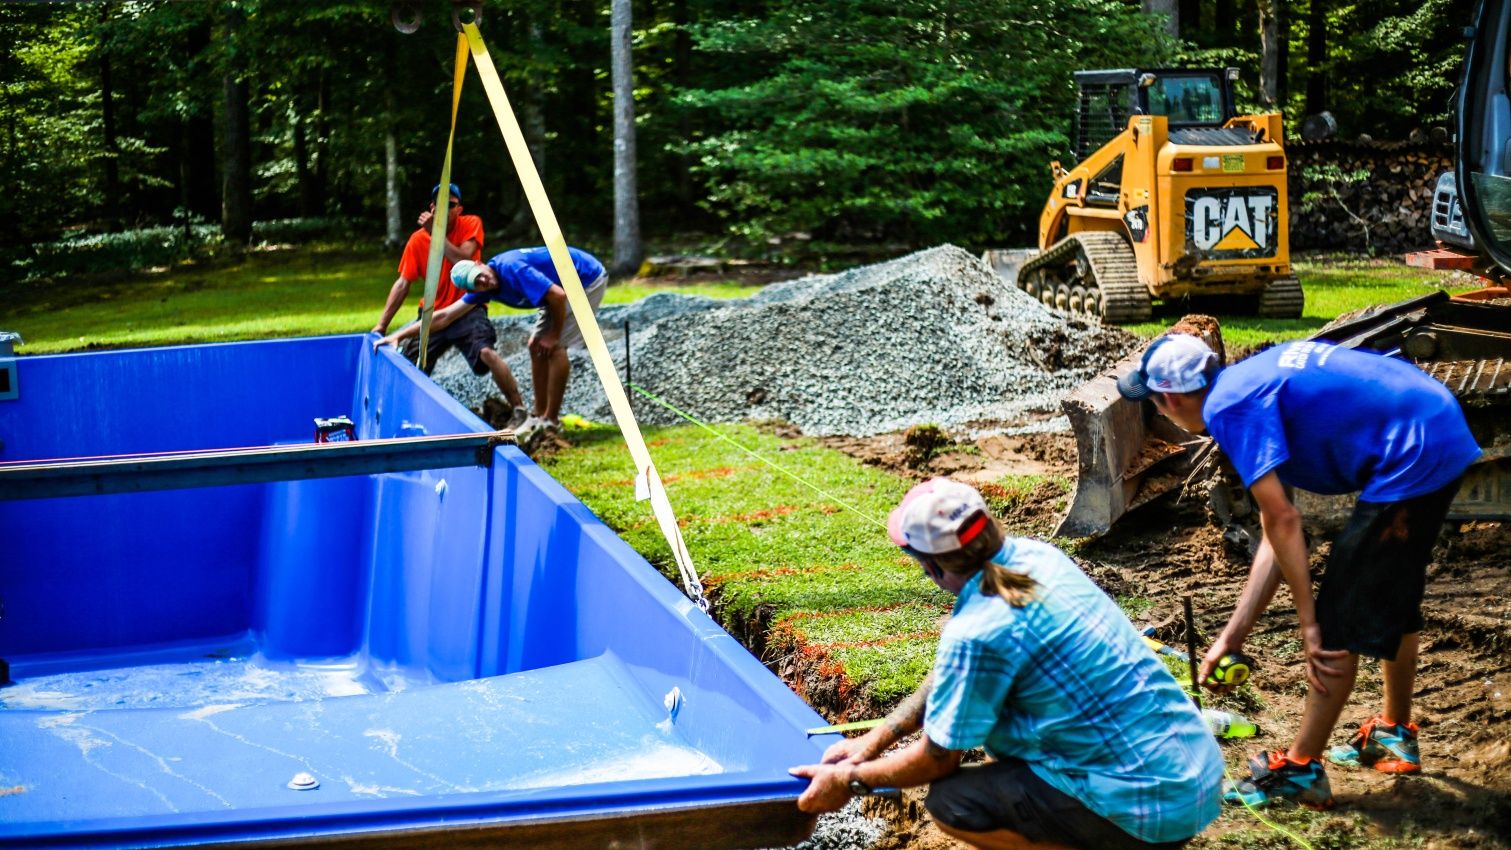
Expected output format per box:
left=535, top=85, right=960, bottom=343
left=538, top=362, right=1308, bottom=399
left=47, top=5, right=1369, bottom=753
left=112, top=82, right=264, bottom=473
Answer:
left=0, top=335, right=828, bottom=849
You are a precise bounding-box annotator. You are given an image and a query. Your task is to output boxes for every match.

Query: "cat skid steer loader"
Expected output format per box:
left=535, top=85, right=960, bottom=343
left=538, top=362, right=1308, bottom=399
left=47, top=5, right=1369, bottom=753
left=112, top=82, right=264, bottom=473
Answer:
left=986, top=68, right=1304, bottom=324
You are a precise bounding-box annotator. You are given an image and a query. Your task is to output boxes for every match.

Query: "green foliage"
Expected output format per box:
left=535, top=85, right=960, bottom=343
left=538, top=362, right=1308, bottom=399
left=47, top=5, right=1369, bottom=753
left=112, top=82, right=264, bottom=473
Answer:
left=677, top=0, right=1176, bottom=245
left=24, top=224, right=224, bottom=281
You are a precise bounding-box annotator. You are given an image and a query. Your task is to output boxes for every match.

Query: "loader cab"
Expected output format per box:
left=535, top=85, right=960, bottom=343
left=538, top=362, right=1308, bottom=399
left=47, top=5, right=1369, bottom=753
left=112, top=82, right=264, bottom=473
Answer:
left=1073, top=68, right=1240, bottom=161
left=1457, top=0, right=1511, bottom=271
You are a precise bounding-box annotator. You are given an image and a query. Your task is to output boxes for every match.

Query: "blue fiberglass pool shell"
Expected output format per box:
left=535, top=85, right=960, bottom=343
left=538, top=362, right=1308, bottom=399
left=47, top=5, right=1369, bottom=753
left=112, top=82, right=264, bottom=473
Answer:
left=0, top=335, right=835, bottom=849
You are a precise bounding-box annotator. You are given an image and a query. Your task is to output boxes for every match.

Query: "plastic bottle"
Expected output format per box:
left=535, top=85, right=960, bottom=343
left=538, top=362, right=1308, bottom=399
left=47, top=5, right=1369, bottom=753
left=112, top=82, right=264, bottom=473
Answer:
left=1202, top=707, right=1258, bottom=739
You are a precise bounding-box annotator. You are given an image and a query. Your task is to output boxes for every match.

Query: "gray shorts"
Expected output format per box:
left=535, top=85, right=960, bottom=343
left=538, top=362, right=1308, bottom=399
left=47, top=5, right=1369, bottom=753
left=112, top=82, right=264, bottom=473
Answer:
left=532, top=273, right=607, bottom=349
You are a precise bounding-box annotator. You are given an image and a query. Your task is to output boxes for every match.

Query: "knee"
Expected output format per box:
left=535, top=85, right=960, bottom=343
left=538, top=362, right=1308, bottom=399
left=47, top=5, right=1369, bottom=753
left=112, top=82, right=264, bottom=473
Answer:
left=924, top=776, right=992, bottom=834
left=478, top=347, right=502, bottom=367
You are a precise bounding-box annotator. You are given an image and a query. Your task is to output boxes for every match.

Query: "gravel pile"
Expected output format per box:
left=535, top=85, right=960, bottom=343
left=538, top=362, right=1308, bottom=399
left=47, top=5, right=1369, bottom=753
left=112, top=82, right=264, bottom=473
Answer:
left=432, top=245, right=1138, bottom=436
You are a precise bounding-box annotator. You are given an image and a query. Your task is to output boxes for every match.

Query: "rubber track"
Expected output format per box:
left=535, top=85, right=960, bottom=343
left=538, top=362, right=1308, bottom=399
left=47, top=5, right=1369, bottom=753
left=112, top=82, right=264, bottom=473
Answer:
left=1017, top=231, right=1151, bottom=324
left=1257, top=275, right=1304, bottom=318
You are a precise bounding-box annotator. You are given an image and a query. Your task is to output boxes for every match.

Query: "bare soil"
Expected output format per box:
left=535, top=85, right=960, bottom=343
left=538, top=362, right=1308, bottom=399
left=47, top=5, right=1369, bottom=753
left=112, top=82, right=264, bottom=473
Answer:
left=813, top=426, right=1511, bottom=849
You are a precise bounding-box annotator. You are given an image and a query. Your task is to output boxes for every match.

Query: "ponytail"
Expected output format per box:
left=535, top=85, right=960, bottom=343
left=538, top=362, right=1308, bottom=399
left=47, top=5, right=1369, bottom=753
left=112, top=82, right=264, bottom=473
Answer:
left=933, top=512, right=1037, bottom=607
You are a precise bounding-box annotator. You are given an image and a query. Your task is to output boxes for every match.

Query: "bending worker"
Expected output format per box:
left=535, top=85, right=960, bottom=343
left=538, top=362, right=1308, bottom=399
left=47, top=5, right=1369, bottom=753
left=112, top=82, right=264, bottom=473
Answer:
left=379, top=246, right=606, bottom=443
left=790, top=479, right=1222, bottom=850
left=371, top=182, right=527, bottom=429
left=1118, top=335, right=1480, bottom=809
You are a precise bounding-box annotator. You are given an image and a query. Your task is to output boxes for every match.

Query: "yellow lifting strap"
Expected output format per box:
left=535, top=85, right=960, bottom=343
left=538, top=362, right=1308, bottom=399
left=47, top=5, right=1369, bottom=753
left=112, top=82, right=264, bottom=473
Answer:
left=460, top=23, right=707, bottom=609
left=417, top=34, right=470, bottom=370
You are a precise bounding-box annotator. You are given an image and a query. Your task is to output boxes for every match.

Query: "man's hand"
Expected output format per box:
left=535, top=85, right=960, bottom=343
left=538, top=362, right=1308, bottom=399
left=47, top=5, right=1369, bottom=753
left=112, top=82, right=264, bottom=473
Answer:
left=1301, top=621, right=1350, bottom=696
left=371, top=324, right=388, bottom=336
left=373, top=334, right=399, bottom=351
left=787, top=764, right=853, bottom=814
left=417, top=209, right=434, bottom=230
left=1198, top=636, right=1245, bottom=695
left=821, top=735, right=880, bottom=766
left=529, top=332, right=560, bottom=359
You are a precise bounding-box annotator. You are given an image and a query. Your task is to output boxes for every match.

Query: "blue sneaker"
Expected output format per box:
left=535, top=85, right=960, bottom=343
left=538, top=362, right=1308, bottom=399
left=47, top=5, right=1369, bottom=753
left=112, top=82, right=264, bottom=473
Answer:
left=1224, top=750, right=1334, bottom=810
left=1327, top=715, right=1421, bottom=774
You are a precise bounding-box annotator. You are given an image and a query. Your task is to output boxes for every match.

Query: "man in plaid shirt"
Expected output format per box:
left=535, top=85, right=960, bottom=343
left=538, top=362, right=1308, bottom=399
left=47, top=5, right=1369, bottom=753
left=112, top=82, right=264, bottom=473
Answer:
left=790, top=479, right=1222, bottom=849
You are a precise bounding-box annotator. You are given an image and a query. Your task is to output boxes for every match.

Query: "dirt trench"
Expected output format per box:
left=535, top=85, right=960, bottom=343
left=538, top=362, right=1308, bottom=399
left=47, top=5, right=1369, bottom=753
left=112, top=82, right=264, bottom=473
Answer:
left=796, top=427, right=1511, bottom=850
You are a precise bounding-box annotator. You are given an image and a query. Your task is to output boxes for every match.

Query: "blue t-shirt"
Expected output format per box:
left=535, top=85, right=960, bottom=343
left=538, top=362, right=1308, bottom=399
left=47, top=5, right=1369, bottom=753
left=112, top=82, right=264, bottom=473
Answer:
left=925, top=540, right=1223, bottom=843
left=1204, top=342, right=1480, bottom=502
left=463, top=246, right=605, bottom=310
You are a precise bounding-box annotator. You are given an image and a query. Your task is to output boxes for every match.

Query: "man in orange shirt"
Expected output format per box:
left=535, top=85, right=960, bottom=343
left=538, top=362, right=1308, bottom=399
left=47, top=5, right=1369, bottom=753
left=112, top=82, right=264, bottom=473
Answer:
left=372, top=183, right=526, bottom=427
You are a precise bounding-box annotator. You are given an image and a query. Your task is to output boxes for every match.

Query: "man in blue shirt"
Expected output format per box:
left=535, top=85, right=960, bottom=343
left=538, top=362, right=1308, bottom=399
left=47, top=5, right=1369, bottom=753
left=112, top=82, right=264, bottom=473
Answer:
left=378, top=246, right=606, bottom=443
left=1119, top=334, right=1480, bottom=809
left=790, top=479, right=1223, bottom=849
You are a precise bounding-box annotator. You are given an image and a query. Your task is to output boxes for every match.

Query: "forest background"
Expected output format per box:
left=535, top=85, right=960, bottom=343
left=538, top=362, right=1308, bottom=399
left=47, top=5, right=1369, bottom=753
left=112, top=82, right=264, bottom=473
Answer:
left=0, top=0, right=1473, bottom=278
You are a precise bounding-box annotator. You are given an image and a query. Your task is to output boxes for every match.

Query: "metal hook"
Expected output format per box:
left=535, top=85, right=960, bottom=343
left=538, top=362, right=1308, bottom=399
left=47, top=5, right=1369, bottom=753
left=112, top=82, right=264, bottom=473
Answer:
left=451, top=0, right=483, bottom=31
left=391, top=1, right=423, bottom=34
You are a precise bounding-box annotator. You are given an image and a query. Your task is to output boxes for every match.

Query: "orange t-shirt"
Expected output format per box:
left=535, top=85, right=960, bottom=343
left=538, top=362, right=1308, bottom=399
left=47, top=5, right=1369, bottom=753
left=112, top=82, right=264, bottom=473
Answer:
left=397, top=214, right=485, bottom=309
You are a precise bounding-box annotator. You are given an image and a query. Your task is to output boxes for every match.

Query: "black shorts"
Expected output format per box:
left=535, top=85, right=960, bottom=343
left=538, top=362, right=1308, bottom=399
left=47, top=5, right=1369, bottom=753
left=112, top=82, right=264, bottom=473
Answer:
left=400, top=305, right=497, bottom=376
left=1316, top=477, right=1463, bottom=661
left=925, top=759, right=1189, bottom=850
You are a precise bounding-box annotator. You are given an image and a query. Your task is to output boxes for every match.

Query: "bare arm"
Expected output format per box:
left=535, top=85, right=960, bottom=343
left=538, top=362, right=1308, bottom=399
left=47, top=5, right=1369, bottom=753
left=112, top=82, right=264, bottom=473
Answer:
left=415, top=210, right=479, bottom=263
left=1203, top=472, right=1347, bottom=694
left=791, top=733, right=961, bottom=814
left=375, top=300, right=476, bottom=348
left=374, top=276, right=414, bottom=335
left=821, top=671, right=933, bottom=765
left=529, top=285, right=568, bottom=357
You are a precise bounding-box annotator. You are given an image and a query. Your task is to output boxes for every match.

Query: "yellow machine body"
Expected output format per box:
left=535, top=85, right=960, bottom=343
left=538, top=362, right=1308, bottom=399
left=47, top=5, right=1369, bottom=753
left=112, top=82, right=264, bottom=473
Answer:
left=1039, top=112, right=1291, bottom=300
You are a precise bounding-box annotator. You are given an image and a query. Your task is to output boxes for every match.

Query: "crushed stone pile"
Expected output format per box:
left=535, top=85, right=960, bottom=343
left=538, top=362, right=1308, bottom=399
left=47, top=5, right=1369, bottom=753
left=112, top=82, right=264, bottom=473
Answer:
left=433, top=245, right=1139, bottom=436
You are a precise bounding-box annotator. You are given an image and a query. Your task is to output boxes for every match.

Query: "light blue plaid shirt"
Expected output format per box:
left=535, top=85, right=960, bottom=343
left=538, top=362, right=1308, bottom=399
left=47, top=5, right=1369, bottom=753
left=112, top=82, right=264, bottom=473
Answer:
left=924, top=539, right=1223, bottom=843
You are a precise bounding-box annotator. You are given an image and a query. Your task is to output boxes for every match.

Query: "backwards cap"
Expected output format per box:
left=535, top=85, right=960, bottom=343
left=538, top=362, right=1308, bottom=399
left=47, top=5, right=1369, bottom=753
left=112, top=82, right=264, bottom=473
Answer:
left=888, top=478, right=993, bottom=556
left=450, top=259, right=486, bottom=291
left=1117, top=334, right=1218, bottom=401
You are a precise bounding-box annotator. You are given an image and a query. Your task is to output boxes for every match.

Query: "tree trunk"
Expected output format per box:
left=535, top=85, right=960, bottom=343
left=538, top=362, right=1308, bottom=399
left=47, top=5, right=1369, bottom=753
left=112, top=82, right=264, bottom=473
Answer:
left=383, top=38, right=402, bottom=248
left=1215, top=0, right=1235, bottom=44
left=507, top=21, right=548, bottom=237
left=1142, top=0, right=1179, bottom=37
left=1178, top=0, right=1201, bottom=41
left=1278, top=0, right=1290, bottom=105
left=98, top=3, right=120, bottom=227
left=293, top=108, right=316, bottom=217
left=1306, top=0, right=1327, bottom=115
left=220, top=5, right=253, bottom=243
left=673, top=0, right=694, bottom=217
left=1258, top=0, right=1280, bottom=107
left=610, top=0, right=642, bottom=276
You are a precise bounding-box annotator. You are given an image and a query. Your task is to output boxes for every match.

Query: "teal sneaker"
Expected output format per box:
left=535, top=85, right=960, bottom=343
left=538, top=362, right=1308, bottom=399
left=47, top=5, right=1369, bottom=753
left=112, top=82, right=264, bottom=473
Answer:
left=1327, top=715, right=1421, bottom=774
left=1224, top=750, right=1335, bottom=810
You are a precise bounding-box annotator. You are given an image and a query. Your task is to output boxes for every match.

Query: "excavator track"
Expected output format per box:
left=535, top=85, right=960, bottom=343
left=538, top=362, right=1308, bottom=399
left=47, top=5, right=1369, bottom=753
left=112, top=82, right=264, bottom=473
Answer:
left=1016, top=231, right=1152, bottom=324
left=1257, top=275, right=1305, bottom=318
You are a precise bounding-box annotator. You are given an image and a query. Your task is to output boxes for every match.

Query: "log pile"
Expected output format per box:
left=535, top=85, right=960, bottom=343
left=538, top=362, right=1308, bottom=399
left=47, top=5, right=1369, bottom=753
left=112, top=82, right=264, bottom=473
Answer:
left=1286, top=140, right=1452, bottom=254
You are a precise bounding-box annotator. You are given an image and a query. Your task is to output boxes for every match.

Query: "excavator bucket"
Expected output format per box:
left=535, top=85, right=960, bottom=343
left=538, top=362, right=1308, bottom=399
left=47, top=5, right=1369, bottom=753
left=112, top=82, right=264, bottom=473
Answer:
left=1054, top=352, right=1199, bottom=538
left=1054, top=317, right=1225, bottom=539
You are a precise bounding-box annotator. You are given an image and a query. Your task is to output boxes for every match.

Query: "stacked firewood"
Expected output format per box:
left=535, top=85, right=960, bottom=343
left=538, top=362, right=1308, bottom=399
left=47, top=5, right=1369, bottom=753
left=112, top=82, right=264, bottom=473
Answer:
left=1285, top=140, right=1452, bottom=254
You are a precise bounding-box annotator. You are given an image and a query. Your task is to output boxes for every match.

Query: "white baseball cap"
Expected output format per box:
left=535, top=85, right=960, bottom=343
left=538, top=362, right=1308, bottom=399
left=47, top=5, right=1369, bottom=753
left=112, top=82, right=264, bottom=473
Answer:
left=888, top=478, right=993, bottom=555
left=1117, top=334, right=1218, bottom=401
left=450, top=259, right=486, bottom=291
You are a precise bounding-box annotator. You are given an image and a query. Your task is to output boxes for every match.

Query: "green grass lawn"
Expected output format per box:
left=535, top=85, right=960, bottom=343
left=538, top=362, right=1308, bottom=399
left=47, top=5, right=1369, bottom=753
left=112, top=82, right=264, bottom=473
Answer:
left=0, top=247, right=757, bottom=354
left=1124, top=254, right=1484, bottom=347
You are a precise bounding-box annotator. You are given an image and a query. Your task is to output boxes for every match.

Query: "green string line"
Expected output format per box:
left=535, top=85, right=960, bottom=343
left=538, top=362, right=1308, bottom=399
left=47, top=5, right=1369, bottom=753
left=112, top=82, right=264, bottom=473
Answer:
left=626, top=382, right=889, bottom=532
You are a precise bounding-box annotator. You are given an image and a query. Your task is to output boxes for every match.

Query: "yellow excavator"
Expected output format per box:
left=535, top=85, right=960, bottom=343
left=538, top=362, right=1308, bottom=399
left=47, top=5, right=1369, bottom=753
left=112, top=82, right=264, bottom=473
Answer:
left=999, top=68, right=1303, bottom=323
